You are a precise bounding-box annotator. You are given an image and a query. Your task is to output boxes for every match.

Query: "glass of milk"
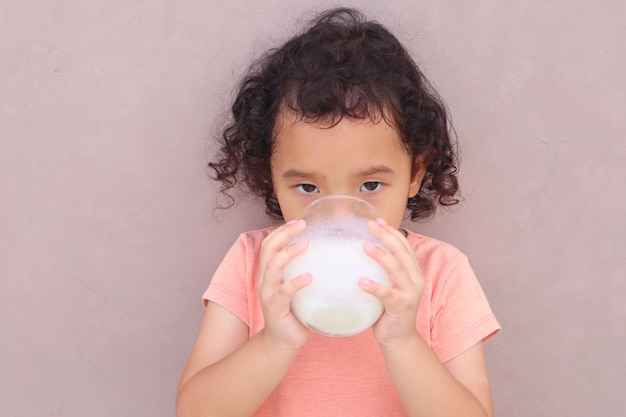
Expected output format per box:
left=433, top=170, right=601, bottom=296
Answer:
left=283, top=195, right=391, bottom=337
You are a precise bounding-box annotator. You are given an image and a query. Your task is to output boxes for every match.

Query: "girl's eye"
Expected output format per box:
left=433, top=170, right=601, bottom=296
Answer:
left=360, top=181, right=383, bottom=192
left=296, top=184, right=319, bottom=194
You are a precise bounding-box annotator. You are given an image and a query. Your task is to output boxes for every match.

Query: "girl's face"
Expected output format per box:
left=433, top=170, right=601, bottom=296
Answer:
left=271, top=112, right=425, bottom=229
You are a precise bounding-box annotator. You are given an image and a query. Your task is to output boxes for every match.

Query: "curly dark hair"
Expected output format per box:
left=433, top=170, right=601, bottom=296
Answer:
left=209, top=7, right=459, bottom=221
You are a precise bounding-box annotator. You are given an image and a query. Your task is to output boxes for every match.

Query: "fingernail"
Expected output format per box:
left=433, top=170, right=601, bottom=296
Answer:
left=368, top=219, right=381, bottom=230
left=287, top=219, right=305, bottom=228
left=364, top=241, right=376, bottom=251
left=376, top=217, right=388, bottom=226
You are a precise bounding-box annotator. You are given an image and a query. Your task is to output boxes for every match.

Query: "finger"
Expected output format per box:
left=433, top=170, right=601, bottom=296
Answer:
left=367, top=218, right=413, bottom=258
left=363, top=240, right=412, bottom=290
left=261, top=272, right=312, bottom=321
left=262, top=219, right=306, bottom=255
left=358, top=277, right=396, bottom=304
left=367, top=219, right=422, bottom=276
left=276, top=272, right=312, bottom=300
left=259, top=220, right=306, bottom=283
left=260, top=237, right=309, bottom=289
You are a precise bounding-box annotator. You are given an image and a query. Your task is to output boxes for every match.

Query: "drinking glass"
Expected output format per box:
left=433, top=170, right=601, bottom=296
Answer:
left=283, top=195, right=391, bottom=337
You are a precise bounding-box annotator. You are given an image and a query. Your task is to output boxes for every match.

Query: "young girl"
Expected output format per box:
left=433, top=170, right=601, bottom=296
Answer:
left=177, top=8, right=500, bottom=417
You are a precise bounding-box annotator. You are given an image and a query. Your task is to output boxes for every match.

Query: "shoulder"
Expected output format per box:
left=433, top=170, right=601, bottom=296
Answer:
left=403, top=229, right=467, bottom=265
left=229, top=226, right=277, bottom=252
left=402, top=229, right=476, bottom=292
left=206, top=226, right=277, bottom=294
left=215, top=226, right=277, bottom=269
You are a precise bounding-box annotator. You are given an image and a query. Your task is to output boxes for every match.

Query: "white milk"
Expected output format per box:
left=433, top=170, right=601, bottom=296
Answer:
left=284, top=236, right=391, bottom=337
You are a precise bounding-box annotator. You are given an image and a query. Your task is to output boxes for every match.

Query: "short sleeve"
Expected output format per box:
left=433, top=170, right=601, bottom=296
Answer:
left=430, top=256, right=500, bottom=363
left=202, top=233, right=252, bottom=327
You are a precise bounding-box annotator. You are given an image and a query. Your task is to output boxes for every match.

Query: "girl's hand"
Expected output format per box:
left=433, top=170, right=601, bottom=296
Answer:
left=359, top=217, right=425, bottom=348
left=258, top=220, right=311, bottom=351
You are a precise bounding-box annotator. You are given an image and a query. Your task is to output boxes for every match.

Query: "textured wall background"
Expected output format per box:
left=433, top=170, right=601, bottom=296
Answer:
left=1, top=1, right=624, bottom=416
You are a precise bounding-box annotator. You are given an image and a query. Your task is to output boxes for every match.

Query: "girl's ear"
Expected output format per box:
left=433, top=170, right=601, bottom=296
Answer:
left=408, top=162, right=427, bottom=198
left=408, top=149, right=435, bottom=198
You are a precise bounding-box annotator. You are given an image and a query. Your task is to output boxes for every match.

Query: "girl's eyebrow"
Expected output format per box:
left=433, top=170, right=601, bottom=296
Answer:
left=357, top=165, right=395, bottom=177
left=282, top=169, right=317, bottom=179
left=282, top=166, right=395, bottom=179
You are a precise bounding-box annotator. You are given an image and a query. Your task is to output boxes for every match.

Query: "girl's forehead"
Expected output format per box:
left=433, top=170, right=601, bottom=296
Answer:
left=274, top=105, right=398, bottom=134
left=274, top=112, right=400, bottom=143
left=271, top=115, right=410, bottom=169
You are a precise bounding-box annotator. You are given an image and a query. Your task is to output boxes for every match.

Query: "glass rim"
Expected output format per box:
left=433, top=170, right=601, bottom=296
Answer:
left=302, top=195, right=378, bottom=219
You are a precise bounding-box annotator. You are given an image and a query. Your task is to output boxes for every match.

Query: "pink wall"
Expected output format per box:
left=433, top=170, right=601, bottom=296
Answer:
left=1, top=1, right=624, bottom=415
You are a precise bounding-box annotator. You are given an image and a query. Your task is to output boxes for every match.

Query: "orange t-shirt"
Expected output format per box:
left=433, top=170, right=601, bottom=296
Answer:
left=204, top=227, right=500, bottom=416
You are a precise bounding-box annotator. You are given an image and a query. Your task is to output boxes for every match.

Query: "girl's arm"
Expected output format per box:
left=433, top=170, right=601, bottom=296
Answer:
left=380, top=336, right=494, bottom=417
left=361, top=218, right=494, bottom=417
left=176, top=220, right=311, bottom=417
left=176, top=302, right=300, bottom=417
